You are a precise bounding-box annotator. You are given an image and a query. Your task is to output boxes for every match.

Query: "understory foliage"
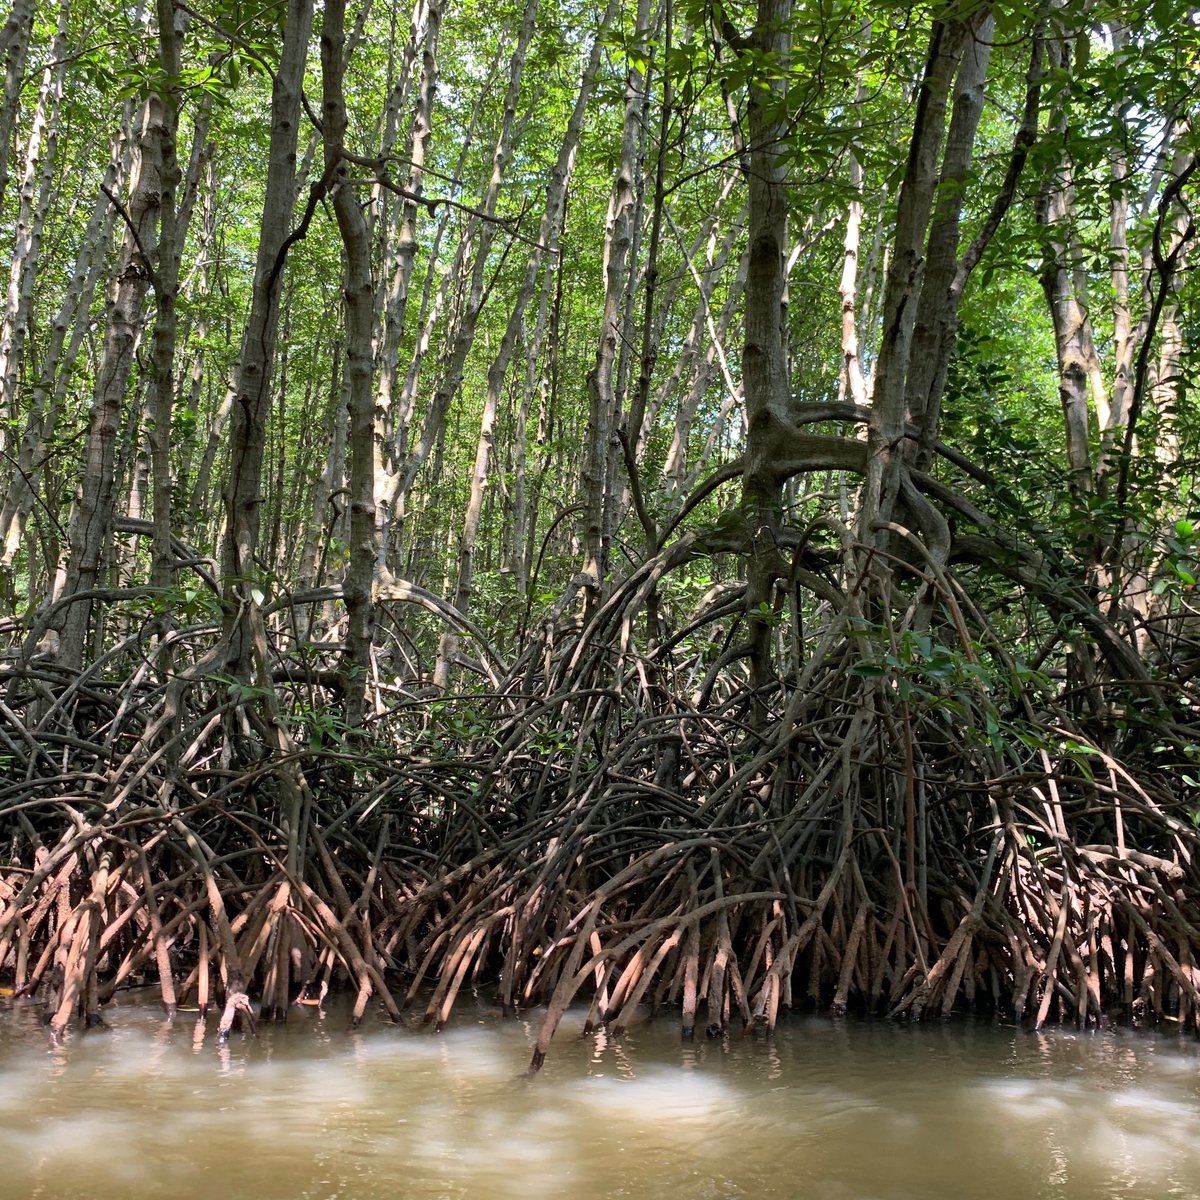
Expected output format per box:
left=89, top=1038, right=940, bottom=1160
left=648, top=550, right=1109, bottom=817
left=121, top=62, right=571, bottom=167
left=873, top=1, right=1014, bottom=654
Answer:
left=1, top=0, right=1199, bottom=1067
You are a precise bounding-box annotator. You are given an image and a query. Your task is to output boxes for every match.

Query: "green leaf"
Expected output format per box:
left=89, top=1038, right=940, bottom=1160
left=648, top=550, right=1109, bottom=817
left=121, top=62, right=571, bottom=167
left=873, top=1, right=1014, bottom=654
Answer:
left=850, top=663, right=887, bottom=678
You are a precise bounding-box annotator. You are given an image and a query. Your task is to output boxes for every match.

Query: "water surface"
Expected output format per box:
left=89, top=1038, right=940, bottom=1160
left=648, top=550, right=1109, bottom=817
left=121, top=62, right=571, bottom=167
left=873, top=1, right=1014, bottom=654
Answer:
left=1, top=998, right=1198, bottom=1199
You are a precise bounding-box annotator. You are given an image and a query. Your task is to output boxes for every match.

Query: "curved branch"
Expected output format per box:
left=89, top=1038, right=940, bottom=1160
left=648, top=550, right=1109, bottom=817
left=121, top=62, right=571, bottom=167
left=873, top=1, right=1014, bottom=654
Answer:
left=264, top=580, right=508, bottom=686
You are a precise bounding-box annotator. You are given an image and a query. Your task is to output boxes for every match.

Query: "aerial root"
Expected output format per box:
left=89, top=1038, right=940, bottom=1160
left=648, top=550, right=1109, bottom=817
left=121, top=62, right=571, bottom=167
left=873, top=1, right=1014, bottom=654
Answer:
left=2, top=560, right=1199, bottom=1067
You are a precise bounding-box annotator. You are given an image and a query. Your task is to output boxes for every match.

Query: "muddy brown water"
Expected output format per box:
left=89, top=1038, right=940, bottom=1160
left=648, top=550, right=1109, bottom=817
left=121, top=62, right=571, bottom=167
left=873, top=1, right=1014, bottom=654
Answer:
left=1, top=999, right=1198, bottom=1199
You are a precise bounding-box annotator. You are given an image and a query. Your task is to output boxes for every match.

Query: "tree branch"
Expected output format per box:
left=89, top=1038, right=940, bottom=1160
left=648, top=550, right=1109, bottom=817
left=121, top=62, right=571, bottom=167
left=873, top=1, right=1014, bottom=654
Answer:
left=99, top=184, right=160, bottom=291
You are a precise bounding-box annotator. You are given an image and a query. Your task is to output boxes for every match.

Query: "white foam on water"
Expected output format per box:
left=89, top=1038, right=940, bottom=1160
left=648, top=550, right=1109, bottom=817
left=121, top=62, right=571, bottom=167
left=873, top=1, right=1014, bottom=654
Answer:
left=973, top=1075, right=1078, bottom=1120
left=1108, top=1084, right=1198, bottom=1121
left=1140, top=1045, right=1200, bottom=1075
left=562, top=1065, right=740, bottom=1124
left=8, top=1012, right=1200, bottom=1199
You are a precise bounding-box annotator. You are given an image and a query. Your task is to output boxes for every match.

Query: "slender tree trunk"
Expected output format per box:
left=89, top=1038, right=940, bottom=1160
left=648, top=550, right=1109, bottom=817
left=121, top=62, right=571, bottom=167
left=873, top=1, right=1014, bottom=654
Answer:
left=298, top=351, right=346, bottom=601
left=434, top=0, right=612, bottom=684
left=1036, top=35, right=1101, bottom=503
left=0, top=145, right=123, bottom=573
left=58, top=93, right=163, bottom=669
left=0, top=0, right=33, bottom=211
left=509, top=255, right=555, bottom=592
left=173, top=165, right=214, bottom=496
left=654, top=187, right=742, bottom=476
left=378, top=53, right=491, bottom=566
left=1098, top=113, right=1187, bottom=485
left=639, top=175, right=739, bottom=457
left=0, top=0, right=67, bottom=455
left=673, top=237, right=746, bottom=494
left=838, top=129, right=867, bottom=406
left=580, top=0, right=652, bottom=599
left=322, top=0, right=378, bottom=727
left=374, top=0, right=441, bottom=573
left=390, top=10, right=535, bottom=599
left=220, top=0, right=315, bottom=681
left=149, top=0, right=184, bottom=592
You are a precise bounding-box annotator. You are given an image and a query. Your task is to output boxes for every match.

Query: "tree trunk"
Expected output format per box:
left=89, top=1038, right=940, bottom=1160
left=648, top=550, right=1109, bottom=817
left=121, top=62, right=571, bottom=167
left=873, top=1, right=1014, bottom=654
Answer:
left=0, top=0, right=33, bottom=210
left=322, top=0, right=378, bottom=727
left=0, top=144, right=123, bottom=575
left=220, top=0, right=315, bottom=681
left=149, top=0, right=184, bottom=592
left=374, top=0, right=442, bottom=575
left=738, top=0, right=793, bottom=712
left=861, top=15, right=967, bottom=536
left=0, top=0, right=67, bottom=454
left=58, top=93, right=163, bottom=669
left=434, top=0, right=612, bottom=685
left=580, top=0, right=652, bottom=601
left=1035, top=37, right=1101, bottom=503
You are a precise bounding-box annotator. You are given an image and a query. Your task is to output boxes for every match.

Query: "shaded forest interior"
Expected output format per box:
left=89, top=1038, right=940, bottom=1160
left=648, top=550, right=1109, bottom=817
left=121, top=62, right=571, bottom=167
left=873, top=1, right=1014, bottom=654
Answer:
left=1, top=0, right=1200, bottom=1069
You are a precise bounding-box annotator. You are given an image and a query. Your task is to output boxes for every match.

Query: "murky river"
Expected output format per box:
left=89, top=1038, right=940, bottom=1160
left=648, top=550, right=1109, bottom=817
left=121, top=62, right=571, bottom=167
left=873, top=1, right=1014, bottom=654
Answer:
left=1, top=997, right=1198, bottom=1199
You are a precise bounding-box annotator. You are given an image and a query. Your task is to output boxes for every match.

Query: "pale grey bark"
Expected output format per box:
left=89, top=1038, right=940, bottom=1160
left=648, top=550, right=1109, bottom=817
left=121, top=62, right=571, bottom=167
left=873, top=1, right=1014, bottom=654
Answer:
left=1151, top=280, right=1186, bottom=466
left=0, top=0, right=33, bottom=210
left=0, top=144, right=124, bottom=572
left=220, top=0, right=315, bottom=680
left=861, top=16, right=967, bottom=533
left=1098, top=115, right=1188, bottom=484
left=838, top=147, right=867, bottom=409
left=581, top=0, right=652, bottom=596
left=604, top=73, right=652, bottom=556
left=387, top=18, right=534, bottom=593
left=434, top=0, right=612, bottom=686
left=175, top=141, right=216, bottom=514
left=373, top=0, right=441, bottom=569
left=624, top=0, right=672, bottom=467
left=377, top=50, right=492, bottom=565
left=58, top=93, right=164, bottom=669
left=0, top=0, right=67, bottom=457
left=1136, top=143, right=1194, bottom=471
left=1036, top=36, right=1101, bottom=500
left=322, top=0, right=378, bottom=726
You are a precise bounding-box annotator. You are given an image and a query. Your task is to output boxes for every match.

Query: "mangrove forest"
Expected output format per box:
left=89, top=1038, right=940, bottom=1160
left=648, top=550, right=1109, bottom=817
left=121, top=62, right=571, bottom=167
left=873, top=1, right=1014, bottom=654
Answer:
left=0, top=0, right=1199, bottom=1070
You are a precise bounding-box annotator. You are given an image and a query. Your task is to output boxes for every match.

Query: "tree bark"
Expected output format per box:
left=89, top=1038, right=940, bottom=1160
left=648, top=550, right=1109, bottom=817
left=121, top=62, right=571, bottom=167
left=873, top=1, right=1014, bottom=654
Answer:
left=0, top=145, right=123, bottom=575
left=580, top=0, right=652, bottom=599
left=58, top=92, right=164, bottom=669
left=1036, top=35, right=1101, bottom=503
left=861, top=15, right=967, bottom=536
left=220, top=0, right=315, bottom=681
left=149, top=0, right=184, bottom=592
left=0, top=0, right=67, bottom=456
left=434, top=0, right=613, bottom=686
left=0, top=0, right=33, bottom=211
left=374, top=0, right=442, bottom=574
left=322, top=0, right=378, bottom=727
left=738, top=0, right=792, bottom=711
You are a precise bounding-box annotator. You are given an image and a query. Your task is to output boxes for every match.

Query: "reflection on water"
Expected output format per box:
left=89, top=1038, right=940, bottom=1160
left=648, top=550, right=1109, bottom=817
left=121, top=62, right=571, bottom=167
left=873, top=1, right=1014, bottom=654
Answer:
left=1, top=997, right=1199, bottom=1200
